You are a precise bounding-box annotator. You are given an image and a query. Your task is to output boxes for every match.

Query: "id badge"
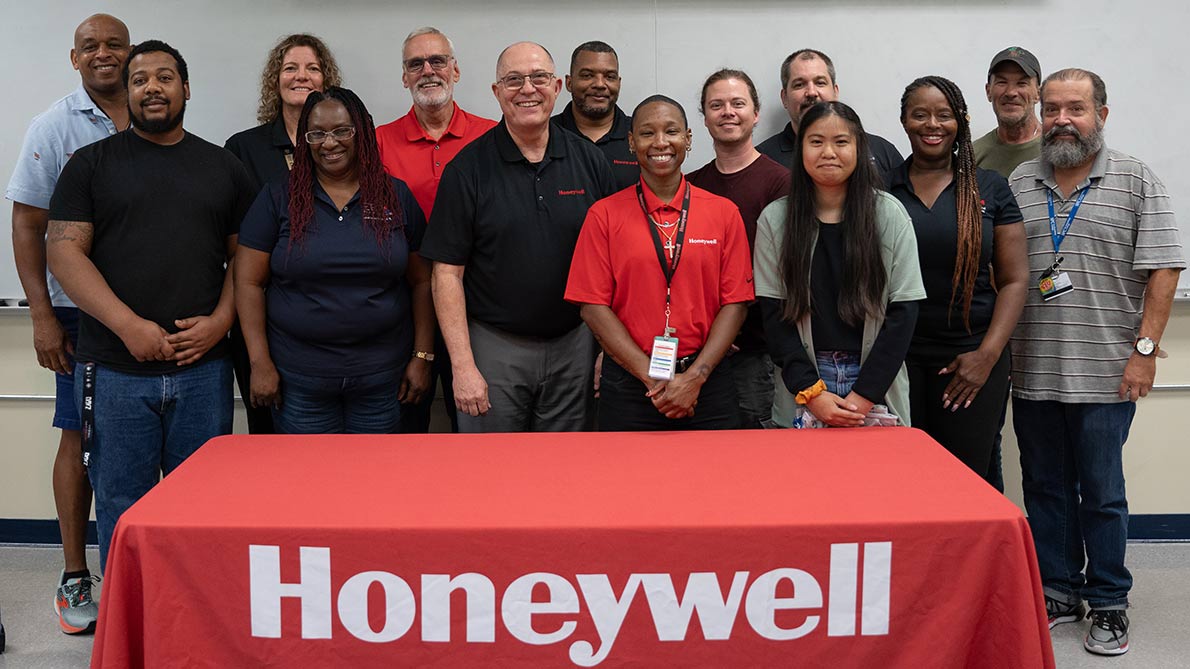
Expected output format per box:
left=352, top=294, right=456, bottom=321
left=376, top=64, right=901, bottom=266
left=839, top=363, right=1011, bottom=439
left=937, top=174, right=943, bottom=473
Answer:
left=1039, top=271, right=1073, bottom=301
left=648, top=336, right=679, bottom=381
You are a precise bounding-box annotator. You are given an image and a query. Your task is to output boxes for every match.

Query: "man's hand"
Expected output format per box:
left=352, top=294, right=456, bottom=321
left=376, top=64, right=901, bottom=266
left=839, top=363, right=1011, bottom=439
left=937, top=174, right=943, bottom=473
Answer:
left=399, top=357, right=432, bottom=405
left=1119, top=352, right=1157, bottom=401
left=166, top=315, right=230, bottom=366
left=31, top=312, right=73, bottom=374
left=119, top=318, right=175, bottom=362
left=453, top=363, right=490, bottom=417
left=250, top=358, right=281, bottom=409
left=806, top=391, right=866, bottom=427
left=647, top=372, right=703, bottom=419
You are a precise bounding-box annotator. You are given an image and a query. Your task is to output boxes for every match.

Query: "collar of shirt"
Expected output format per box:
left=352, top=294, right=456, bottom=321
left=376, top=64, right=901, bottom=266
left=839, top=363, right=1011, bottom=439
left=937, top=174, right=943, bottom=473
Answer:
left=777, top=121, right=797, bottom=152
left=555, top=102, right=630, bottom=143
left=640, top=175, right=687, bottom=220
left=268, top=116, right=293, bottom=150
left=312, top=178, right=361, bottom=210
left=884, top=156, right=956, bottom=196
left=1036, top=141, right=1110, bottom=191
left=495, top=120, right=568, bottom=163
left=399, top=101, right=469, bottom=142
left=67, top=85, right=113, bottom=121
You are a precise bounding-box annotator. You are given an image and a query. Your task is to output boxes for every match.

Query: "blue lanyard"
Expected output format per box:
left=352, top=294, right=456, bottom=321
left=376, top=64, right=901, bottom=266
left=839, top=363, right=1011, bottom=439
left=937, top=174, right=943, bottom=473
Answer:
left=1047, top=187, right=1090, bottom=254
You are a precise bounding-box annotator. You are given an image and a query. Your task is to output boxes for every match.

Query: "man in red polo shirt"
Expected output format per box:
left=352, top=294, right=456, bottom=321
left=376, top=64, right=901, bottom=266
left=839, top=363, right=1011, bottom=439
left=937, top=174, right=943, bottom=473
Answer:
left=377, top=26, right=496, bottom=433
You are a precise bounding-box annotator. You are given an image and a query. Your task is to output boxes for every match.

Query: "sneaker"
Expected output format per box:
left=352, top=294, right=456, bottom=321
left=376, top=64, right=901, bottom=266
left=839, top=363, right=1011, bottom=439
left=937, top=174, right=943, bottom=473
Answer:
left=1084, top=609, right=1130, bottom=656
left=1046, top=595, right=1085, bottom=629
left=54, top=571, right=100, bottom=634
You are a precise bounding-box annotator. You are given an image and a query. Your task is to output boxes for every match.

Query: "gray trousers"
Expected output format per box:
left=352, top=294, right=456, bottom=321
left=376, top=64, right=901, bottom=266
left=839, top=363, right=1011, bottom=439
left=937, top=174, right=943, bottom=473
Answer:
left=457, top=319, right=596, bottom=433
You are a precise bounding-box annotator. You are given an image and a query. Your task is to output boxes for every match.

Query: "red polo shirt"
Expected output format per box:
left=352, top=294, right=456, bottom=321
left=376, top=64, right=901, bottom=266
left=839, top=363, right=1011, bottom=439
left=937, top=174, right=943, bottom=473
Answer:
left=376, top=102, right=496, bottom=218
left=566, top=178, right=754, bottom=358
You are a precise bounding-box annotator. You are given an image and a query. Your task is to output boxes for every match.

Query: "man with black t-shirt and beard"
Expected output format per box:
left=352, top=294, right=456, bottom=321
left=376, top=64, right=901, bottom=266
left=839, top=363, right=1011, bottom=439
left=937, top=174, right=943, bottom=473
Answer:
left=46, top=40, right=255, bottom=570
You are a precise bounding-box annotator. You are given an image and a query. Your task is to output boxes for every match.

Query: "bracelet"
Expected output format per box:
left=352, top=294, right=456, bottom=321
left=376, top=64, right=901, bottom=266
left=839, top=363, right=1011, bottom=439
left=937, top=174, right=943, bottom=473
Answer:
left=413, top=351, right=435, bottom=362
left=795, top=379, right=827, bottom=405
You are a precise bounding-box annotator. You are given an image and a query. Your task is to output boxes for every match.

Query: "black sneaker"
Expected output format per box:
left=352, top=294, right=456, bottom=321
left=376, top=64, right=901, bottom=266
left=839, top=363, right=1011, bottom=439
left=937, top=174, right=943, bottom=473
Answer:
left=1084, top=609, right=1129, bottom=655
left=1046, top=595, right=1085, bottom=629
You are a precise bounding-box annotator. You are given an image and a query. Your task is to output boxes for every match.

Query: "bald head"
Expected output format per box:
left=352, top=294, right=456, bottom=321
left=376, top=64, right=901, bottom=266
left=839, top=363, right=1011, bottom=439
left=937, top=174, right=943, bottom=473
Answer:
left=496, top=41, right=554, bottom=78
left=71, top=13, right=131, bottom=97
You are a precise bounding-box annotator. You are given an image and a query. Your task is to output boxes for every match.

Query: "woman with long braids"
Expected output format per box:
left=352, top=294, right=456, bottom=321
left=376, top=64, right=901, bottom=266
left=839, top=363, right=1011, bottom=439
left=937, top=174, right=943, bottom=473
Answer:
left=887, top=76, right=1027, bottom=477
left=753, top=101, right=925, bottom=428
left=234, top=87, right=433, bottom=433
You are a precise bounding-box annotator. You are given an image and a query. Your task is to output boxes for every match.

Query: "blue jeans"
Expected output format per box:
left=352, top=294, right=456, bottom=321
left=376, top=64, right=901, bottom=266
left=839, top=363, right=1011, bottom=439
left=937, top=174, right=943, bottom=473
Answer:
left=273, top=366, right=402, bottom=434
left=1013, top=398, right=1134, bottom=609
left=816, top=350, right=862, bottom=397
left=78, top=358, right=233, bottom=571
left=52, top=307, right=81, bottom=430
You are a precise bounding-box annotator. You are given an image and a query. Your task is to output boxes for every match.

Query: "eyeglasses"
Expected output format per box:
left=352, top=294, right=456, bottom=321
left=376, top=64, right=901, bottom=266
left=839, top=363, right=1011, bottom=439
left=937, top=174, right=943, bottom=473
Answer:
left=403, top=55, right=453, bottom=73
left=305, top=126, right=356, bottom=144
left=497, top=71, right=555, bottom=91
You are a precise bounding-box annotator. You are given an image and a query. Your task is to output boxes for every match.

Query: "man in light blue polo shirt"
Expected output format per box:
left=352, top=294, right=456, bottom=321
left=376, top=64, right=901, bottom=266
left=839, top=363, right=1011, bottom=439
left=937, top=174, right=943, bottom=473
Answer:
left=5, top=12, right=130, bottom=635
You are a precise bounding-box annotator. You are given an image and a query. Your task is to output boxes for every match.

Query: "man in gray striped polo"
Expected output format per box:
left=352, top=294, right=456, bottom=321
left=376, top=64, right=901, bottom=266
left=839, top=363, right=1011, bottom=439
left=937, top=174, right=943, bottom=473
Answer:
left=1008, top=68, right=1184, bottom=657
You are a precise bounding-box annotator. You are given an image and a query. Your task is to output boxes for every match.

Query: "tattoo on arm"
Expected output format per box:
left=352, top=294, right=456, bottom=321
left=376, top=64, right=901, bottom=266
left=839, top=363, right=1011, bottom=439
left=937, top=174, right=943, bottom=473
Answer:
left=46, top=220, right=94, bottom=249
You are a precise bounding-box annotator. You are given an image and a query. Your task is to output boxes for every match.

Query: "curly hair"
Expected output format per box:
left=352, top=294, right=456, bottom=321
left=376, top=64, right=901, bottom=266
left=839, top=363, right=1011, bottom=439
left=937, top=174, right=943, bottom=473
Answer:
left=287, top=87, right=403, bottom=253
left=256, top=33, right=342, bottom=125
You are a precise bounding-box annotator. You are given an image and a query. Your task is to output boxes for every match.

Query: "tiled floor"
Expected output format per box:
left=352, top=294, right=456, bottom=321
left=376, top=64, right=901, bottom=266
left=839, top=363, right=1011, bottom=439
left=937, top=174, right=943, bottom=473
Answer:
left=1, top=543, right=1187, bottom=667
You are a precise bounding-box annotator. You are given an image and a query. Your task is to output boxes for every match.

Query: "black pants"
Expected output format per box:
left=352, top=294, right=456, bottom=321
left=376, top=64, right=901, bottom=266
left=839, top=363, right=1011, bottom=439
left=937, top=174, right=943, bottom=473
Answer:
left=397, top=330, right=459, bottom=433
left=598, top=356, right=740, bottom=431
left=907, top=348, right=1011, bottom=479
left=230, top=321, right=274, bottom=434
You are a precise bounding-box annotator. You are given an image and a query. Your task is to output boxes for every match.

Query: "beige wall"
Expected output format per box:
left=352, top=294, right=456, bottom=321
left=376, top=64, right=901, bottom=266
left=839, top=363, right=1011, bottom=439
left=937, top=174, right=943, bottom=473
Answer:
left=1, top=306, right=1188, bottom=522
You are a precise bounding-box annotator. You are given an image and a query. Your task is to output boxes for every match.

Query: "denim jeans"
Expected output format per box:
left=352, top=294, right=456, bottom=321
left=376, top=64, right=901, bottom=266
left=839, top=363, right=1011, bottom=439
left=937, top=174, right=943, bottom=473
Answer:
left=52, top=307, right=81, bottom=430
left=78, top=358, right=233, bottom=571
left=274, top=366, right=402, bottom=434
left=815, top=350, right=862, bottom=397
left=1013, top=398, right=1135, bottom=609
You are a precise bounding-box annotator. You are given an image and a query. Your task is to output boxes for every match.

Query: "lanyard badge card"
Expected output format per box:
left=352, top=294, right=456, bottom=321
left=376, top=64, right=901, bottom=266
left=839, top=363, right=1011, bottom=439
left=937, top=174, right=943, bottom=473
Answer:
left=640, top=182, right=690, bottom=381
left=1040, top=188, right=1087, bottom=302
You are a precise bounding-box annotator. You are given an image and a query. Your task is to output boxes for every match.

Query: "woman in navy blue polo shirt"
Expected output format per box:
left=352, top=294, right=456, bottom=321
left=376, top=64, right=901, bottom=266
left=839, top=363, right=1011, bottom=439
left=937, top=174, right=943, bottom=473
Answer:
left=888, top=76, right=1028, bottom=478
left=234, top=87, right=433, bottom=434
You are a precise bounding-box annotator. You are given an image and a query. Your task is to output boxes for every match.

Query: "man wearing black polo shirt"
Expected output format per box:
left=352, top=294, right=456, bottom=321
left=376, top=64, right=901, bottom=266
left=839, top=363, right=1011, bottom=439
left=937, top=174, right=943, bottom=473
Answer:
left=757, top=49, right=901, bottom=184
left=422, top=41, right=616, bottom=432
left=46, top=40, right=254, bottom=569
left=552, top=41, right=638, bottom=191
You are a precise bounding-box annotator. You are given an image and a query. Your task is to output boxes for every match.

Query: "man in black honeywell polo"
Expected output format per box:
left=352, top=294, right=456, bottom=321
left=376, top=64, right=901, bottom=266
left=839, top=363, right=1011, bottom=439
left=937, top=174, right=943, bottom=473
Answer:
left=421, top=41, right=615, bottom=432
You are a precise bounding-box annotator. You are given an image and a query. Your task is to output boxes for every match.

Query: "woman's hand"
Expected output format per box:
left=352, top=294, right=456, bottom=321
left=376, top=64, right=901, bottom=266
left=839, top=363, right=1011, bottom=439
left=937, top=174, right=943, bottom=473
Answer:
left=399, top=357, right=432, bottom=405
left=939, top=348, right=997, bottom=411
left=250, top=358, right=281, bottom=409
left=806, top=391, right=865, bottom=427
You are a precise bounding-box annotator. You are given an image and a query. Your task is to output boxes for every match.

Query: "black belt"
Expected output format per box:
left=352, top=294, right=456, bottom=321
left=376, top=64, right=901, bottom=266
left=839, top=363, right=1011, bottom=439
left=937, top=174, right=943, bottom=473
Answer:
left=676, top=351, right=701, bottom=374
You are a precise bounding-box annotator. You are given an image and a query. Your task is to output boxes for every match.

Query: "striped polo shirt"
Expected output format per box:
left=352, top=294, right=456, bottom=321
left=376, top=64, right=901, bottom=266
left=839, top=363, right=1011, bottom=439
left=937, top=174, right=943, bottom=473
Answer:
left=1008, top=147, right=1185, bottom=403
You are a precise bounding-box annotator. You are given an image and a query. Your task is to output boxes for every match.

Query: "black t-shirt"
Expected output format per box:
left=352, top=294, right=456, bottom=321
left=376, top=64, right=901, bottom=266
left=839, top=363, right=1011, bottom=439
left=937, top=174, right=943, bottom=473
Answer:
left=422, top=121, right=617, bottom=338
left=810, top=222, right=863, bottom=352
left=886, top=160, right=1022, bottom=360
left=553, top=103, right=639, bottom=191
left=49, top=130, right=255, bottom=374
left=224, top=118, right=294, bottom=193
left=756, top=122, right=903, bottom=188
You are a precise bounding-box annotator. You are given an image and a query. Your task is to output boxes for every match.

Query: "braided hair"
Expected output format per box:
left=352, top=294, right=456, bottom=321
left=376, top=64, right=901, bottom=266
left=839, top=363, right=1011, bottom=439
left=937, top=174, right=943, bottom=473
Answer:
left=900, top=75, right=980, bottom=331
left=287, top=86, right=403, bottom=253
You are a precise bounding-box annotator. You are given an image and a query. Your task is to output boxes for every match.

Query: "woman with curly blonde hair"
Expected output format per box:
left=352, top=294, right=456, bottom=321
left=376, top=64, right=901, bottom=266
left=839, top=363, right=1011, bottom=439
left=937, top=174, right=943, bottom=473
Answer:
left=225, top=33, right=341, bottom=435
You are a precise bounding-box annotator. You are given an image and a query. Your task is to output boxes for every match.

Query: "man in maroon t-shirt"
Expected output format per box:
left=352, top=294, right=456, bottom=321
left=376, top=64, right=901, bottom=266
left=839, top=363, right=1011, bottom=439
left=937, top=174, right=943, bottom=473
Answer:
left=688, top=69, right=790, bottom=428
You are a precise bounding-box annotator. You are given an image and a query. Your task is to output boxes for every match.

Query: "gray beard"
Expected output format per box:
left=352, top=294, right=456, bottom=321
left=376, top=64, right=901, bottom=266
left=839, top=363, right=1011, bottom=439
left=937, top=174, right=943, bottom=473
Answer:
left=1041, top=124, right=1104, bottom=169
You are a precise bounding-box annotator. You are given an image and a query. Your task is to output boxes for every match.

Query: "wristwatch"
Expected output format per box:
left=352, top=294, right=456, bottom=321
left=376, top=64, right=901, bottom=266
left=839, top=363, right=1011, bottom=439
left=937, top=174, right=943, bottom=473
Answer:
left=413, top=351, right=435, bottom=362
left=1134, top=337, right=1156, bottom=357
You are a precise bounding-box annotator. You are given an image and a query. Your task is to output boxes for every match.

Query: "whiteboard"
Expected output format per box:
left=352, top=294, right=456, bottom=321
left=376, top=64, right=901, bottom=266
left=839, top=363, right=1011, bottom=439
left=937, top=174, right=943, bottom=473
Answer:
left=3, top=0, right=1189, bottom=300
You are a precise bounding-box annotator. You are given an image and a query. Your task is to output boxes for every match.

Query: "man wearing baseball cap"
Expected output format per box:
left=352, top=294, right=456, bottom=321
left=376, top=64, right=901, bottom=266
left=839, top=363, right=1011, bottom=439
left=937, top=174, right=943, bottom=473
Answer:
left=974, top=46, right=1043, bottom=178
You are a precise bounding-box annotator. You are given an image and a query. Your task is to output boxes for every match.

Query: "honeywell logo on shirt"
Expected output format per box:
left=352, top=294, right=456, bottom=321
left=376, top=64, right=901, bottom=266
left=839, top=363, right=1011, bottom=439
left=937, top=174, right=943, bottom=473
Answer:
left=248, top=542, right=892, bottom=666
left=558, top=188, right=587, bottom=196
left=686, top=238, right=719, bottom=245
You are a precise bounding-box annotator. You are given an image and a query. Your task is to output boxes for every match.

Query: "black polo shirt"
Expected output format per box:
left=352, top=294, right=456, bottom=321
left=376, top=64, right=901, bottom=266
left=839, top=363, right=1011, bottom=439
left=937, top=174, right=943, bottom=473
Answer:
left=756, top=122, right=903, bottom=188
left=553, top=102, right=639, bottom=191
left=422, top=121, right=616, bottom=338
left=885, top=159, right=1022, bottom=360
left=224, top=117, right=294, bottom=192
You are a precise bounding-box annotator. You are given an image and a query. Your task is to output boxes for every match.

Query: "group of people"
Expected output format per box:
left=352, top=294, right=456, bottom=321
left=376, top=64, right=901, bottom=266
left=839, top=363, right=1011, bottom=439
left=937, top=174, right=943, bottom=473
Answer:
left=6, top=12, right=1183, bottom=659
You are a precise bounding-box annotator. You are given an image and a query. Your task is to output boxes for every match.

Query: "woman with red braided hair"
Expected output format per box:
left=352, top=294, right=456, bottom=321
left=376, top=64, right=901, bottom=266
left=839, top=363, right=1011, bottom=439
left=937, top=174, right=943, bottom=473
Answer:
left=887, top=75, right=1028, bottom=479
left=234, top=86, right=433, bottom=433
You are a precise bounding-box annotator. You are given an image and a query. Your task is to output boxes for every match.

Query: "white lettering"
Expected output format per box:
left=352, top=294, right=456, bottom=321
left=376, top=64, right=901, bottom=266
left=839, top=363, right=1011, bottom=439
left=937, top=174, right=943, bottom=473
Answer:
left=861, top=542, right=892, bottom=635
left=744, top=569, right=822, bottom=640
left=569, top=574, right=643, bottom=667
left=641, top=572, right=748, bottom=641
left=248, top=545, right=332, bottom=639
left=421, top=573, right=496, bottom=643
left=337, top=571, right=416, bottom=642
left=828, top=543, right=858, bottom=636
left=502, top=572, right=579, bottom=645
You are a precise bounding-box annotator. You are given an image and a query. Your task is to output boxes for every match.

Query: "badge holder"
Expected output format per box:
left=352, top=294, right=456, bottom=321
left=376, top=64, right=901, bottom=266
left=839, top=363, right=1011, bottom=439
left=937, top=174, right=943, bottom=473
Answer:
left=1038, top=255, right=1073, bottom=302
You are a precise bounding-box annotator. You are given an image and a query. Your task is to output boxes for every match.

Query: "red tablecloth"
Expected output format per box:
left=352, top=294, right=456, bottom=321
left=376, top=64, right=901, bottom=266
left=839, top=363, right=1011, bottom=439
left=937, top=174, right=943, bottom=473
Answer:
left=92, top=428, right=1053, bottom=668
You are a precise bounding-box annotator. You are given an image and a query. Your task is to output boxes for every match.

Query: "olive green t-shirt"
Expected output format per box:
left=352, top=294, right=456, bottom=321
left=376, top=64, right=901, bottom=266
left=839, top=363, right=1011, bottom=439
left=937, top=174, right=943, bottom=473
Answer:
left=973, top=129, right=1040, bottom=179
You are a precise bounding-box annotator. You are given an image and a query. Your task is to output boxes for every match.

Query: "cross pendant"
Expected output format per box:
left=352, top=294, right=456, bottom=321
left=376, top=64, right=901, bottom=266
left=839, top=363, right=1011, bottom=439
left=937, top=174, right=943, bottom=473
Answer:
left=664, top=239, right=676, bottom=259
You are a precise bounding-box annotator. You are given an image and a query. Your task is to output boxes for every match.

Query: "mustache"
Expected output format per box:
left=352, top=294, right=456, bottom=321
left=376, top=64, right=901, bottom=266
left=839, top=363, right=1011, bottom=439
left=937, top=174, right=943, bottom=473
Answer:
left=140, top=95, right=168, bottom=107
left=1045, top=126, right=1081, bottom=140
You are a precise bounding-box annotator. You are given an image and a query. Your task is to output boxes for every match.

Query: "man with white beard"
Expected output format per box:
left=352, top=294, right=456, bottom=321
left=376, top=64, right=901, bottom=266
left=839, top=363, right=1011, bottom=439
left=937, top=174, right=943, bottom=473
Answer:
left=1008, top=68, right=1184, bottom=657
left=377, top=27, right=496, bottom=433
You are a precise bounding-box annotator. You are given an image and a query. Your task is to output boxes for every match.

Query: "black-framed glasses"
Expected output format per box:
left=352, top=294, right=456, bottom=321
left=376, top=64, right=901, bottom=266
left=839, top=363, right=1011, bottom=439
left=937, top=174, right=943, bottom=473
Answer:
left=403, top=55, right=453, bottom=73
left=497, top=71, right=554, bottom=90
left=304, top=126, right=356, bottom=144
